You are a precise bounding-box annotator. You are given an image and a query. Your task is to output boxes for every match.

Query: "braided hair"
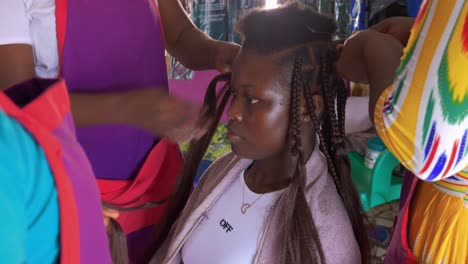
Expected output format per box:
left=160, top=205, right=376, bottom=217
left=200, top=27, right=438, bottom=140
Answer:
left=144, top=3, right=370, bottom=263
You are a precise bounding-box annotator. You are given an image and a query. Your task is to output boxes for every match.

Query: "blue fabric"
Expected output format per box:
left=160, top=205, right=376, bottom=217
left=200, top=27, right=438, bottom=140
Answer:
left=0, top=110, right=59, bottom=263
left=407, top=0, right=422, bottom=17
left=194, top=160, right=213, bottom=186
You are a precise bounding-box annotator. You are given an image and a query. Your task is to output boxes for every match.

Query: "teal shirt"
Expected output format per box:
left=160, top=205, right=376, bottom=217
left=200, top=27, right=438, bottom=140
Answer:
left=0, top=110, right=59, bottom=263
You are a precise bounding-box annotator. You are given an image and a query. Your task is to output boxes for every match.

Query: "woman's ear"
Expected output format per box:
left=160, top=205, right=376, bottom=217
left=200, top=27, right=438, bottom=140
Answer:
left=311, top=94, right=324, bottom=120
left=299, top=93, right=323, bottom=122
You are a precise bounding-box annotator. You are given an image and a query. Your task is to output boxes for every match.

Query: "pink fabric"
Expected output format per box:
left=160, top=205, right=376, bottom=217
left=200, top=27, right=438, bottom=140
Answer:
left=169, top=71, right=228, bottom=122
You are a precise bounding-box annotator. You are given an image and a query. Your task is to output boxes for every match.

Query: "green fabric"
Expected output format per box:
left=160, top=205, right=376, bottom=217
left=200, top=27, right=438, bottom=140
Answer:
left=180, top=123, right=232, bottom=161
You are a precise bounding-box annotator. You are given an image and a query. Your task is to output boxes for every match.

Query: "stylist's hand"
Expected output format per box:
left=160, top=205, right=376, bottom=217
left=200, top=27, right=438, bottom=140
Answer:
left=336, top=29, right=403, bottom=84
left=211, top=40, right=241, bottom=73
left=335, top=30, right=371, bottom=84
left=103, top=207, right=119, bottom=227
left=369, top=17, right=415, bottom=46
left=128, top=89, right=210, bottom=143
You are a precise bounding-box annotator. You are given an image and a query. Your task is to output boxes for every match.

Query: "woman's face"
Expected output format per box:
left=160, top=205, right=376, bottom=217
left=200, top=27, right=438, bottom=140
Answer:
left=227, top=49, right=291, bottom=160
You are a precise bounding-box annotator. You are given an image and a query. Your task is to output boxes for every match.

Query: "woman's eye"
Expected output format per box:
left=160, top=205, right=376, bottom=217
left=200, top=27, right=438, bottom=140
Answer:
left=247, top=97, right=259, bottom=104
left=229, top=90, right=234, bottom=95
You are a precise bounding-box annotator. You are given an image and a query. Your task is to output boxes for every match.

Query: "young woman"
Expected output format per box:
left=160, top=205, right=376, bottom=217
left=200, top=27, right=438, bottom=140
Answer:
left=0, top=0, right=239, bottom=261
left=337, top=1, right=468, bottom=262
left=148, top=3, right=370, bottom=263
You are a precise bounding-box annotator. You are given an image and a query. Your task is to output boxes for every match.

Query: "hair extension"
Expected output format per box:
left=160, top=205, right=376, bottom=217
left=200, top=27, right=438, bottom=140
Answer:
left=303, top=45, right=371, bottom=263
left=279, top=57, right=326, bottom=264
left=106, top=218, right=129, bottom=264
left=102, top=199, right=168, bottom=263
left=141, top=74, right=232, bottom=262
left=237, top=3, right=371, bottom=263
left=141, top=3, right=371, bottom=263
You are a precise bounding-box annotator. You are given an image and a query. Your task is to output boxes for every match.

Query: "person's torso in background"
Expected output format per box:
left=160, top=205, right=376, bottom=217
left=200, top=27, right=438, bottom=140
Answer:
left=33, top=0, right=169, bottom=181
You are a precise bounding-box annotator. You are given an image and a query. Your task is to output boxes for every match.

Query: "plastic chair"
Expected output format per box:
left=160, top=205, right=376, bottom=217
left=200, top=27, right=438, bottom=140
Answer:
left=348, top=149, right=403, bottom=211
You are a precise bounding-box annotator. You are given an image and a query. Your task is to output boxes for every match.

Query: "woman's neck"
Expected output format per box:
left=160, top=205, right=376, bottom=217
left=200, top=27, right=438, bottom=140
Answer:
left=245, top=138, right=315, bottom=194
left=245, top=156, right=290, bottom=194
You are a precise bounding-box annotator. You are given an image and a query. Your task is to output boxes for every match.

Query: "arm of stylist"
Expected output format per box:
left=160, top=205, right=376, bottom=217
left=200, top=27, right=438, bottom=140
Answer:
left=335, top=29, right=404, bottom=121
left=70, top=0, right=239, bottom=142
left=0, top=0, right=239, bottom=143
left=337, top=16, right=468, bottom=180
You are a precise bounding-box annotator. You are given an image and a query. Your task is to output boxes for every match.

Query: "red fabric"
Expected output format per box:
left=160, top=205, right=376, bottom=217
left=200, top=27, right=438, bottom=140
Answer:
left=399, top=177, right=419, bottom=264
left=54, top=0, right=182, bottom=237
left=0, top=81, right=80, bottom=264
left=151, top=0, right=166, bottom=44
left=419, top=136, right=440, bottom=175
left=23, top=81, right=69, bottom=130
left=98, top=139, right=182, bottom=234
left=463, top=13, right=468, bottom=52
left=55, top=0, right=67, bottom=76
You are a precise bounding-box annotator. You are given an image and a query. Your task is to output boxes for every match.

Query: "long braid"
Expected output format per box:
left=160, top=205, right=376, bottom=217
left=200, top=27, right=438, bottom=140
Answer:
left=320, top=50, right=342, bottom=147
left=140, top=4, right=371, bottom=264
left=328, top=45, right=348, bottom=142
left=142, top=74, right=232, bottom=262
left=337, top=81, right=347, bottom=140
left=281, top=57, right=326, bottom=264
left=314, top=46, right=372, bottom=264
left=304, top=53, right=343, bottom=195
left=304, top=87, right=342, bottom=198
left=290, top=58, right=303, bottom=161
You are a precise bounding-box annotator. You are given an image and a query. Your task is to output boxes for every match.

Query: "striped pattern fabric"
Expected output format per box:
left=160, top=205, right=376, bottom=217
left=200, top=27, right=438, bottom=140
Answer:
left=375, top=1, right=468, bottom=262
left=374, top=0, right=468, bottom=205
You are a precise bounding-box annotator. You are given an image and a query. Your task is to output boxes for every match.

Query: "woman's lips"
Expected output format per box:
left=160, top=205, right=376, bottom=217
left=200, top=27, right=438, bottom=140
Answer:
left=227, top=127, right=243, bottom=142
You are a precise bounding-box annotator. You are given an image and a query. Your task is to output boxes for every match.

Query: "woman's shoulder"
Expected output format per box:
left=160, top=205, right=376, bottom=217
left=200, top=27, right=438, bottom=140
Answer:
left=196, top=152, right=240, bottom=187
left=305, top=174, right=361, bottom=263
left=183, top=152, right=245, bottom=219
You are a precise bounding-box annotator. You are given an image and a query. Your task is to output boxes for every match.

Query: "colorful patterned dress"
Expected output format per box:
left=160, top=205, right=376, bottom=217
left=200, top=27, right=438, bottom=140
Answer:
left=375, top=0, right=468, bottom=263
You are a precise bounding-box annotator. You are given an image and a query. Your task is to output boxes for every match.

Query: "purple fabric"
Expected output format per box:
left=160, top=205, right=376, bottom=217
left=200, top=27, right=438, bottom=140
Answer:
left=399, top=170, right=416, bottom=210
left=62, top=0, right=168, bottom=180
left=126, top=225, right=154, bottom=263
left=52, top=114, right=111, bottom=263
left=5, top=78, right=111, bottom=263
left=383, top=207, right=408, bottom=263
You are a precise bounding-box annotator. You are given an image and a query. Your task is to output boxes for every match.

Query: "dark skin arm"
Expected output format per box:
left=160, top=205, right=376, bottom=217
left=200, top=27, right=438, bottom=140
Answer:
left=73, top=0, right=237, bottom=134
left=0, top=44, right=35, bottom=89
left=336, top=29, right=404, bottom=121
left=0, top=44, right=204, bottom=142
left=73, top=0, right=238, bottom=131
left=336, top=16, right=415, bottom=121
left=369, top=16, right=415, bottom=46
left=159, top=0, right=240, bottom=72
left=0, top=1, right=235, bottom=141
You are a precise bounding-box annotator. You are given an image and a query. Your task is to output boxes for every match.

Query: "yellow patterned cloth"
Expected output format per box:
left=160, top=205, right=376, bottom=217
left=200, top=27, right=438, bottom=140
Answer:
left=409, top=181, right=468, bottom=263
left=374, top=0, right=468, bottom=262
